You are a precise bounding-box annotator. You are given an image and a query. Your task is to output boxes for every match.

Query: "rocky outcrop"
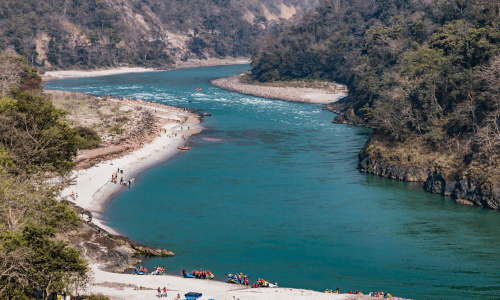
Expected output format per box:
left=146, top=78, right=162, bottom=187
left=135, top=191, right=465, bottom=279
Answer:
left=424, top=173, right=500, bottom=209
left=357, top=148, right=500, bottom=210
left=64, top=204, right=175, bottom=273
left=357, top=149, right=430, bottom=182
left=325, top=97, right=368, bottom=127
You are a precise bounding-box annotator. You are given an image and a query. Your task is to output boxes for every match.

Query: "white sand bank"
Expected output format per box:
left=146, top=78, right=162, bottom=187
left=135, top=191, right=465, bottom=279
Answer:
left=211, top=76, right=348, bottom=105
left=87, top=265, right=349, bottom=300
left=44, top=67, right=156, bottom=79
left=300, top=93, right=347, bottom=104
left=60, top=109, right=201, bottom=235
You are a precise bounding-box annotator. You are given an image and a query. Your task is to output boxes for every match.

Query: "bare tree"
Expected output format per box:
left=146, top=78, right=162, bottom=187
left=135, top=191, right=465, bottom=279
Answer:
left=475, top=54, right=500, bottom=151
left=0, top=56, right=22, bottom=97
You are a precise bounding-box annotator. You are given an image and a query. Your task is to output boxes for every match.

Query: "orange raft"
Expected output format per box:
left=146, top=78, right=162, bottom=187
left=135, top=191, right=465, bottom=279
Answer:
left=178, top=147, right=191, bottom=150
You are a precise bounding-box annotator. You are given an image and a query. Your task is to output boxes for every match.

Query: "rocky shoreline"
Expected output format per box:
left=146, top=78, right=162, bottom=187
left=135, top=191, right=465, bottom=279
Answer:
left=357, top=150, right=431, bottom=182
left=65, top=203, right=174, bottom=273
left=424, top=172, right=500, bottom=209
left=211, top=75, right=348, bottom=104
left=330, top=98, right=500, bottom=211
left=356, top=139, right=500, bottom=210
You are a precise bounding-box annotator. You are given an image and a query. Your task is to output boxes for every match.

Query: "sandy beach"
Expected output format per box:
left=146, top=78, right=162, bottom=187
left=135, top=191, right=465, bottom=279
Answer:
left=59, top=98, right=203, bottom=235
left=87, top=265, right=409, bottom=300
left=210, top=75, right=348, bottom=104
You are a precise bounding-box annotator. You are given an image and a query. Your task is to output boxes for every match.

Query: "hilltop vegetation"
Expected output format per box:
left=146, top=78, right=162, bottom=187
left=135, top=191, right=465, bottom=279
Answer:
left=0, top=0, right=318, bottom=71
left=251, top=0, right=500, bottom=207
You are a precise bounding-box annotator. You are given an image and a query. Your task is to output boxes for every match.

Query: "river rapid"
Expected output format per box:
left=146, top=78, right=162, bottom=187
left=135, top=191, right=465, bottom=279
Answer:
left=45, top=65, right=500, bottom=300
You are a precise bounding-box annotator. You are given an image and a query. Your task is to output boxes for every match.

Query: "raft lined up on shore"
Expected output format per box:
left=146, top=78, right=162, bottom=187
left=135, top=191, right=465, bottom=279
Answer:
left=183, top=269, right=214, bottom=279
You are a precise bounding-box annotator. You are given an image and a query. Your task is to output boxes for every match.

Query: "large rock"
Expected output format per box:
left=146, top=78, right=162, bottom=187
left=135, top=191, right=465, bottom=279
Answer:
left=424, top=173, right=500, bottom=210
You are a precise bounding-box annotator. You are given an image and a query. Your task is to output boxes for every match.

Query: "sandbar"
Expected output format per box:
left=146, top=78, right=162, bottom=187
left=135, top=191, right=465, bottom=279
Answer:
left=211, top=75, right=348, bottom=104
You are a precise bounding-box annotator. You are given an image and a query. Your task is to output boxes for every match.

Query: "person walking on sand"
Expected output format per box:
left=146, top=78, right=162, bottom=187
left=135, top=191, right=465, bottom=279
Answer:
left=163, top=287, right=167, bottom=297
left=157, top=287, right=161, bottom=297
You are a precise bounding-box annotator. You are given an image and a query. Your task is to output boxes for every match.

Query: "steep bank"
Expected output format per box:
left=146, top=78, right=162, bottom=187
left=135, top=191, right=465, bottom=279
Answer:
left=358, top=133, right=500, bottom=210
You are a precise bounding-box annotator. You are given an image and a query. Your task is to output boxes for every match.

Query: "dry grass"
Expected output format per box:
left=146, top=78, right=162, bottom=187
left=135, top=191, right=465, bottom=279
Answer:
left=365, top=133, right=500, bottom=185
left=47, top=90, right=201, bottom=170
left=48, top=90, right=131, bottom=141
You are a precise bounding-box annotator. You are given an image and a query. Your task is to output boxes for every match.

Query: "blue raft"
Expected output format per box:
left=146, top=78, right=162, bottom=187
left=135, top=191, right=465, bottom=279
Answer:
left=185, top=292, right=202, bottom=300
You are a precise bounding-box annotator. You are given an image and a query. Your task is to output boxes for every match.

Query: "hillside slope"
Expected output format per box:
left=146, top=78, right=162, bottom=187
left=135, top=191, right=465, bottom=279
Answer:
left=251, top=0, right=500, bottom=209
left=0, top=0, right=319, bottom=71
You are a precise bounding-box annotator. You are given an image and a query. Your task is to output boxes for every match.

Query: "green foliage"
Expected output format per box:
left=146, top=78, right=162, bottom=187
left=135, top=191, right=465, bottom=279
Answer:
left=0, top=57, right=79, bottom=175
left=423, top=129, right=444, bottom=147
left=74, top=126, right=102, bottom=150
left=0, top=97, right=16, bottom=113
left=0, top=90, right=78, bottom=175
left=0, top=166, right=86, bottom=299
left=0, top=146, right=14, bottom=168
left=110, top=124, right=124, bottom=135
left=401, top=46, right=444, bottom=78
left=252, top=0, right=500, bottom=156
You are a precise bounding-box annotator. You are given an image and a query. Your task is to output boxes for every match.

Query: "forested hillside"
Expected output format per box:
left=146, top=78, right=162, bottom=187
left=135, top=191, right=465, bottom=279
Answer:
left=0, top=0, right=318, bottom=71
left=251, top=0, right=500, bottom=208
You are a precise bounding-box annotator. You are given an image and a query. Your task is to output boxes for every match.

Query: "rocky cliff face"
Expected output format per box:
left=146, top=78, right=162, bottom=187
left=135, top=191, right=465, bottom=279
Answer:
left=424, top=172, right=500, bottom=209
left=357, top=140, right=500, bottom=210
left=357, top=150, right=430, bottom=182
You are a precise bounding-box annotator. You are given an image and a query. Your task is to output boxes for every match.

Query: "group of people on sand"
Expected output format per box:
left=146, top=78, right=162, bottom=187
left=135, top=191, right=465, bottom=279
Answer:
left=111, top=170, right=135, bottom=187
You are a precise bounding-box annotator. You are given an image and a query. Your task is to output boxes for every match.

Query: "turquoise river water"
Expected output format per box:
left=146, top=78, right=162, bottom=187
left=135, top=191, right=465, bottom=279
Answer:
left=45, top=65, right=500, bottom=300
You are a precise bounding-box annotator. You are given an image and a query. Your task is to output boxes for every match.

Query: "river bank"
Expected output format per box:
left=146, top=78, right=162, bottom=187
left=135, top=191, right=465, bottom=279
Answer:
left=42, top=57, right=250, bottom=79
left=58, top=96, right=203, bottom=235
left=210, top=74, right=348, bottom=104
left=87, top=265, right=409, bottom=300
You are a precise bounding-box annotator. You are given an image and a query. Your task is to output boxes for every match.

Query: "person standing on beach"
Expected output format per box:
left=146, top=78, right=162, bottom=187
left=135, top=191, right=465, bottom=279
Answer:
left=157, top=287, right=161, bottom=298
left=163, top=287, right=167, bottom=297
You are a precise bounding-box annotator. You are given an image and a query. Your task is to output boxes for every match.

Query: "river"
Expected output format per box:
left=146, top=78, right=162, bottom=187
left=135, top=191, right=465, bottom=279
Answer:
left=45, top=65, right=500, bottom=300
